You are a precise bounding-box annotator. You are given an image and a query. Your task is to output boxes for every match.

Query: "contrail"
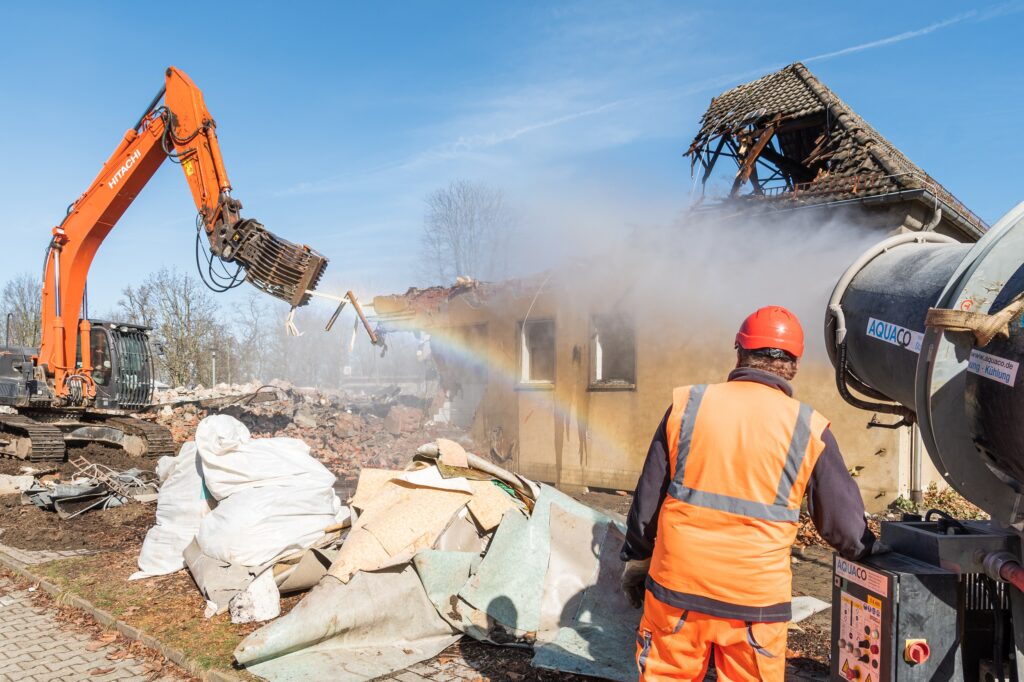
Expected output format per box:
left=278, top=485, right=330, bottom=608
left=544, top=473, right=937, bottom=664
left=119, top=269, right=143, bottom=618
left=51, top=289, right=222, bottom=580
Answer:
left=280, top=4, right=1013, bottom=195
left=408, top=100, right=623, bottom=167
left=802, top=11, right=978, bottom=64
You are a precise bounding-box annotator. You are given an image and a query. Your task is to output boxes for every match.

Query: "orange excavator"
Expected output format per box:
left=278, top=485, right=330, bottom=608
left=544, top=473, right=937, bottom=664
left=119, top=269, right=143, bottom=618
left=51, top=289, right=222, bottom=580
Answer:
left=0, top=67, right=327, bottom=461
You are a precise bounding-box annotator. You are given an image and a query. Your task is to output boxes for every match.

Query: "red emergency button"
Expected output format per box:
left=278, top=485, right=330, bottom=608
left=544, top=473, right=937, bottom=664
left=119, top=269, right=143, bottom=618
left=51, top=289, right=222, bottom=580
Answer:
left=904, top=639, right=930, bottom=665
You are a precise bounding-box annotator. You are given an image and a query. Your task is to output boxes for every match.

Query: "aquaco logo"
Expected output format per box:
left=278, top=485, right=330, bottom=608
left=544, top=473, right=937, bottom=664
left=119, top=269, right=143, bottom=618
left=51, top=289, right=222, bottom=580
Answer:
left=835, top=557, right=868, bottom=581
left=866, top=317, right=923, bottom=354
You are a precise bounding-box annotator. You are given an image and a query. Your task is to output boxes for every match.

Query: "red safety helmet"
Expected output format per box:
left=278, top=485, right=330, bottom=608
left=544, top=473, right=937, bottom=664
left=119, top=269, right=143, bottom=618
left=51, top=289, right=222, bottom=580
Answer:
left=735, top=306, right=804, bottom=359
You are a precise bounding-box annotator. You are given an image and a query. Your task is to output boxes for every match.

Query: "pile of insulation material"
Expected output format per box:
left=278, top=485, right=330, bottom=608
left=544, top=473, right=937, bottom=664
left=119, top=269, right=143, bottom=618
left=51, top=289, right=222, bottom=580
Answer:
left=233, top=438, right=640, bottom=681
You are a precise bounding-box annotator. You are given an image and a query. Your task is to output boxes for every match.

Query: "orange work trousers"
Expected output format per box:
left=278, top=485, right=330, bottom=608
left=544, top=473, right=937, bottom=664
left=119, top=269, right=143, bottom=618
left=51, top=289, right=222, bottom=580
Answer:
left=636, top=592, right=788, bottom=681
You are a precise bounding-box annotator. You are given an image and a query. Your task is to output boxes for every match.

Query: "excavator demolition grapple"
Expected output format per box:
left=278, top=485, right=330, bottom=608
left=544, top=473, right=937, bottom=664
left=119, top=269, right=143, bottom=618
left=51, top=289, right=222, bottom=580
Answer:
left=0, top=67, right=327, bottom=461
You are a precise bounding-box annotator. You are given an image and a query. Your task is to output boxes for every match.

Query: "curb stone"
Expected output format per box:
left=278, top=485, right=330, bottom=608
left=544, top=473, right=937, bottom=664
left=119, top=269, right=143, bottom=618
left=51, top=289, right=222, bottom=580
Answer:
left=0, top=549, right=245, bottom=682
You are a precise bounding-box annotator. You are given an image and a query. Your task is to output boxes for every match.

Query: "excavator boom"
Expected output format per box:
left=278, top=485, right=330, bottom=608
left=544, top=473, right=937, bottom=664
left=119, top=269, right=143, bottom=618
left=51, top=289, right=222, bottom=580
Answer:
left=38, top=67, right=327, bottom=402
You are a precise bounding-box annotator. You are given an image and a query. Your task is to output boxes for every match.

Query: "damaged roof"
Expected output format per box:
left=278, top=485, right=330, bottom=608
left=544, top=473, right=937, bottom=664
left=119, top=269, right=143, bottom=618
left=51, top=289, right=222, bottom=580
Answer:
left=688, top=62, right=986, bottom=237
left=372, top=279, right=485, bottom=320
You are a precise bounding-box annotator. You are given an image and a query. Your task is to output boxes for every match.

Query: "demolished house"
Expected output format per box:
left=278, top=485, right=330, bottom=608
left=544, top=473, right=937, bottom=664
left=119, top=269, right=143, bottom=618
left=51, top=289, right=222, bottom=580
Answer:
left=686, top=62, right=985, bottom=240
left=373, top=63, right=986, bottom=512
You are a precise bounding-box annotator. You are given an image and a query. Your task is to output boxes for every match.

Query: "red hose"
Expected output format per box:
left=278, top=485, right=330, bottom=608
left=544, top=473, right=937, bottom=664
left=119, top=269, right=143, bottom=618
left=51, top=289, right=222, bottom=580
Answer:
left=999, top=561, right=1024, bottom=591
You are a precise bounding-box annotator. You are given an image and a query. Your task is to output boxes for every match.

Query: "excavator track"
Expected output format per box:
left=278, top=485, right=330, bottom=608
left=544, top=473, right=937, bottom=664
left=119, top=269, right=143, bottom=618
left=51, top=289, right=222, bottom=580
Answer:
left=5, top=411, right=177, bottom=461
left=0, top=413, right=66, bottom=461
left=103, top=416, right=176, bottom=458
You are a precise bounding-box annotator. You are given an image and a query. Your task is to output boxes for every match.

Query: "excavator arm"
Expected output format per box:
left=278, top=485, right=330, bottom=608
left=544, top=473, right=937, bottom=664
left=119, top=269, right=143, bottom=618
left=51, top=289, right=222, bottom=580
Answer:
left=39, top=66, right=327, bottom=402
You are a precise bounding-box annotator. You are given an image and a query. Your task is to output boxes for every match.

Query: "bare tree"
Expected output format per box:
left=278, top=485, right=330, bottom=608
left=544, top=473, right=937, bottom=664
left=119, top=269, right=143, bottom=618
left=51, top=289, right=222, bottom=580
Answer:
left=233, top=293, right=272, bottom=382
left=420, top=180, right=514, bottom=284
left=119, top=268, right=226, bottom=386
left=0, top=273, right=42, bottom=348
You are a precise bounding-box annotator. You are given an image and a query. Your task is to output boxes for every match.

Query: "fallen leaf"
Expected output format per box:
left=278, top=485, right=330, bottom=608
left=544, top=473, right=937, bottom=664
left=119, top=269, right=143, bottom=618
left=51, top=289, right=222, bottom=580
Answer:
left=90, top=667, right=115, bottom=675
left=85, top=641, right=107, bottom=652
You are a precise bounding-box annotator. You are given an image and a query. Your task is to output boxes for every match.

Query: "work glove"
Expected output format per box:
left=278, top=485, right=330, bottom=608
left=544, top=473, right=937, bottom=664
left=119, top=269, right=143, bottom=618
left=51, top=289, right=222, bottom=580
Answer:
left=621, top=558, right=651, bottom=609
left=870, top=541, right=892, bottom=556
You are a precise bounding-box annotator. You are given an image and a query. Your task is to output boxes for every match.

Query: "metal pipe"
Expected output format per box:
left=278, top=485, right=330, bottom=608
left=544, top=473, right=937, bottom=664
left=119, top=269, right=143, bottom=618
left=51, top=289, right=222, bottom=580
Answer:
left=347, top=291, right=379, bottom=345
left=922, top=205, right=942, bottom=232
left=53, top=249, right=61, bottom=317
left=133, top=85, right=166, bottom=131
left=981, top=552, right=1024, bottom=593
left=910, top=424, right=923, bottom=505
left=5, top=312, right=11, bottom=347
left=1001, top=562, right=1024, bottom=593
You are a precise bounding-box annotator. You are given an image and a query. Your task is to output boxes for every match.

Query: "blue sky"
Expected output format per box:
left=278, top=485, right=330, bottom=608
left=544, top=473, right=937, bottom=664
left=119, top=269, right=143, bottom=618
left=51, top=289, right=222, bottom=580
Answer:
left=1, top=1, right=1021, bottom=314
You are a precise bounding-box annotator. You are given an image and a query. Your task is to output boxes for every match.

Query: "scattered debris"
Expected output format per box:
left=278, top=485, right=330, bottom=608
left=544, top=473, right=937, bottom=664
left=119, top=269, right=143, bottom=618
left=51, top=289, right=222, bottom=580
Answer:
left=233, top=441, right=639, bottom=681
left=0, top=473, right=34, bottom=495
left=20, top=456, right=158, bottom=519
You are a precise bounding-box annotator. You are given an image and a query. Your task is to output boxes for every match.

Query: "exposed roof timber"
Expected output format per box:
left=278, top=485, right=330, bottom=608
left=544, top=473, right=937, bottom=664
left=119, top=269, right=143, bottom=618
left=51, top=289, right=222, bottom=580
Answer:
left=731, top=120, right=779, bottom=196
left=686, top=62, right=987, bottom=236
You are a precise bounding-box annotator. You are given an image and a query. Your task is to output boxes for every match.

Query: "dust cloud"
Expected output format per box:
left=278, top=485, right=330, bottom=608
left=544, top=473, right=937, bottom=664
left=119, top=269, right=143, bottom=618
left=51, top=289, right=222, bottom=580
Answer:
left=254, top=202, right=881, bottom=391
left=507, top=204, right=880, bottom=366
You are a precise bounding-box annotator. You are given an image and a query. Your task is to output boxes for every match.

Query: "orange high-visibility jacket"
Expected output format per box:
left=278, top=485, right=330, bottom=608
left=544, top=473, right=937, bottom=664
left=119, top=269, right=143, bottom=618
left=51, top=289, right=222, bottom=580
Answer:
left=647, top=380, right=829, bottom=622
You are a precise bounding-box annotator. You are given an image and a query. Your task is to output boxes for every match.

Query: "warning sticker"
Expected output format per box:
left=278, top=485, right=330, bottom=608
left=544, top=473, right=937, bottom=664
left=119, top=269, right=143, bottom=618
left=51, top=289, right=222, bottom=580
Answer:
left=968, top=349, right=1019, bottom=387
left=837, top=593, right=883, bottom=681
left=835, top=556, right=888, bottom=597
left=866, top=317, right=923, bottom=354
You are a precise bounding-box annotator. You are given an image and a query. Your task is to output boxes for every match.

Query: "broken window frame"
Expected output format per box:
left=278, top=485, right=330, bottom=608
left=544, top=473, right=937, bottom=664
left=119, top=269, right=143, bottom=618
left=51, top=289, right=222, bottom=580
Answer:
left=588, top=314, right=636, bottom=391
left=517, top=318, right=555, bottom=389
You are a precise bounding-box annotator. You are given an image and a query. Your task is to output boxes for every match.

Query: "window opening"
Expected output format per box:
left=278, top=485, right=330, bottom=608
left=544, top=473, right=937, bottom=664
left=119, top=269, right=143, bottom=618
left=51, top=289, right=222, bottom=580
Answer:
left=519, top=319, right=555, bottom=384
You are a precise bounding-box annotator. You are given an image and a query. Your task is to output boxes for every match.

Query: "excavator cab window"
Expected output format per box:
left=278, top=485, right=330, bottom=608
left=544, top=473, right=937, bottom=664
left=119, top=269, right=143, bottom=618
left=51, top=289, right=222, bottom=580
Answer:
left=107, top=323, right=154, bottom=410
left=90, top=330, right=112, bottom=387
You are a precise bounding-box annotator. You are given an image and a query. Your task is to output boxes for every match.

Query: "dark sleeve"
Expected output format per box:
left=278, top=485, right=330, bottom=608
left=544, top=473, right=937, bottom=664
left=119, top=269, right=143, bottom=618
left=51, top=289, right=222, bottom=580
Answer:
left=806, top=428, right=876, bottom=560
left=620, top=406, right=673, bottom=562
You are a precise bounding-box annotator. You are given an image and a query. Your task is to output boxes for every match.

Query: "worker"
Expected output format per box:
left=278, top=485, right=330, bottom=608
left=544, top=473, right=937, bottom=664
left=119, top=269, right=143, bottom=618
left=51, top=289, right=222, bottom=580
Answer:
left=620, top=305, right=882, bottom=681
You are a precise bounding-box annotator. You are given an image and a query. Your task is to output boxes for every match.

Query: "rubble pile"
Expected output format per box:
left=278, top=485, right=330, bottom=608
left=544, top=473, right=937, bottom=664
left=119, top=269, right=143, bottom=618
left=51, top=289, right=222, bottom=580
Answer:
left=153, top=381, right=269, bottom=405
left=143, top=382, right=469, bottom=492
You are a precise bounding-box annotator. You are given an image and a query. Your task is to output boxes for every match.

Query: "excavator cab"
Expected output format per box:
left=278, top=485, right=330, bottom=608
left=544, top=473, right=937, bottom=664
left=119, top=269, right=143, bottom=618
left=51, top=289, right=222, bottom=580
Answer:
left=81, top=321, right=155, bottom=411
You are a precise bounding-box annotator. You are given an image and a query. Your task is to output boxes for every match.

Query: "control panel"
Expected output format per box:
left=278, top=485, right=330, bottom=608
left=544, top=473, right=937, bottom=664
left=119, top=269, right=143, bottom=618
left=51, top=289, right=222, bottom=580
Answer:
left=831, top=553, right=957, bottom=681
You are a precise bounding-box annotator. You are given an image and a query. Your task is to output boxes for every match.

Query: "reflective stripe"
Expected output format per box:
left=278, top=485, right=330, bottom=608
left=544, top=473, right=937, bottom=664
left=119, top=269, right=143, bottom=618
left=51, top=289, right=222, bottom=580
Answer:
left=667, top=485, right=800, bottom=522
left=667, top=387, right=813, bottom=522
left=773, top=403, right=814, bottom=506
left=646, top=575, right=792, bottom=622
left=746, top=623, right=777, bottom=658
left=638, top=630, right=652, bottom=673
left=671, top=384, right=706, bottom=485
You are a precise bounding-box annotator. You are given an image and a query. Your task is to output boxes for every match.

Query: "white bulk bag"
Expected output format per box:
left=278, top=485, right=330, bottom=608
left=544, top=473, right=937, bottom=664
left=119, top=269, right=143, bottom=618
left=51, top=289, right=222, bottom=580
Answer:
left=131, top=442, right=213, bottom=579
left=192, top=414, right=346, bottom=567
left=194, top=415, right=335, bottom=500
left=197, top=485, right=343, bottom=566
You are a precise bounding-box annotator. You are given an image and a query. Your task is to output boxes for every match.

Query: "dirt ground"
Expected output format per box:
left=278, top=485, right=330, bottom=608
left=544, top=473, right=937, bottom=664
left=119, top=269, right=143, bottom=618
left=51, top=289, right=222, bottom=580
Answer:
left=0, top=429, right=839, bottom=678
left=788, top=546, right=835, bottom=676
left=0, top=443, right=158, bottom=551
